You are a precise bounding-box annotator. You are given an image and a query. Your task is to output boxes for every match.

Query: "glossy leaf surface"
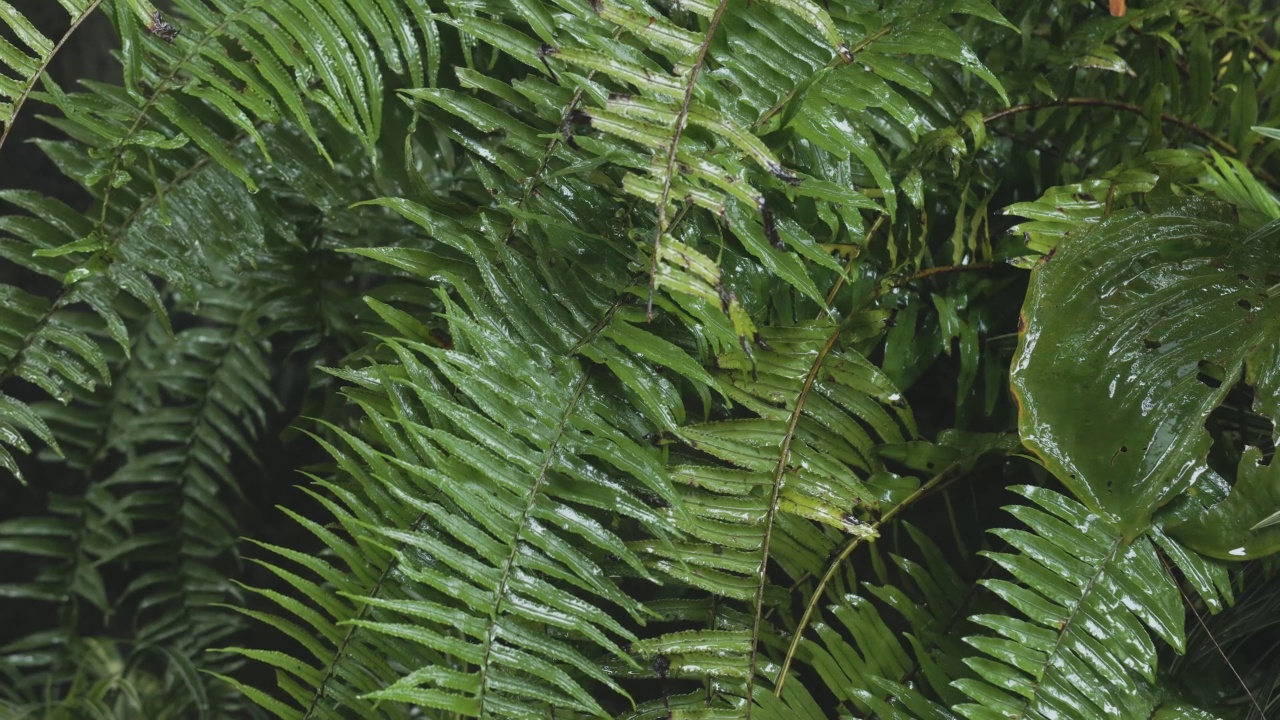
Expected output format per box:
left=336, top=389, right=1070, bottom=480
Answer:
left=1012, top=207, right=1280, bottom=534
left=1171, top=447, right=1280, bottom=560
left=957, top=486, right=1185, bottom=720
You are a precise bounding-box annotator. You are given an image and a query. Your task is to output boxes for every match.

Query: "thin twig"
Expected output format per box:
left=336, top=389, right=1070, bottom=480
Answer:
left=982, top=97, right=1279, bottom=187
left=894, top=261, right=998, bottom=287
left=983, top=98, right=1233, bottom=152
left=1156, top=549, right=1262, bottom=717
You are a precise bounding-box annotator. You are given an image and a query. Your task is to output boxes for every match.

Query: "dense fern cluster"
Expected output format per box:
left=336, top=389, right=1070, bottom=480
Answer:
left=1, top=0, right=1279, bottom=718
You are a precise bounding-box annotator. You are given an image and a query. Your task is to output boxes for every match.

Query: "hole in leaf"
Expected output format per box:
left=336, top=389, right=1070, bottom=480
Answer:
left=1206, top=379, right=1277, bottom=460
left=1119, top=445, right=1128, bottom=453
left=1238, top=298, right=1254, bottom=310
left=1197, top=360, right=1226, bottom=389
left=1143, top=338, right=1162, bottom=350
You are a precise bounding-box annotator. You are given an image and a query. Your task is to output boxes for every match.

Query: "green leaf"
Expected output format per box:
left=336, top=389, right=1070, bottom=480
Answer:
left=958, top=487, right=1184, bottom=720
left=1011, top=206, right=1280, bottom=535
left=726, top=203, right=825, bottom=304
left=1169, top=447, right=1280, bottom=559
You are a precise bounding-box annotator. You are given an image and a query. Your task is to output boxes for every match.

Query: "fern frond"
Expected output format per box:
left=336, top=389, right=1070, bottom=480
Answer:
left=1198, top=150, right=1280, bottom=229
left=0, top=49, right=418, bottom=480
left=0, top=0, right=1255, bottom=717
left=956, top=485, right=1187, bottom=720
left=780, top=523, right=977, bottom=717
left=658, top=318, right=913, bottom=577
left=0, top=280, right=277, bottom=714
left=0, top=0, right=100, bottom=153
left=0, top=188, right=132, bottom=481
left=235, top=308, right=681, bottom=716
left=232, top=179, right=713, bottom=715
left=0, top=103, right=403, bottom=701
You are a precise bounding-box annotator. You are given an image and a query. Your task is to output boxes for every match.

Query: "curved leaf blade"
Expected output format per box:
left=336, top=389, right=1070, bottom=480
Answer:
left=1011, top=207, right=1280, bottom=534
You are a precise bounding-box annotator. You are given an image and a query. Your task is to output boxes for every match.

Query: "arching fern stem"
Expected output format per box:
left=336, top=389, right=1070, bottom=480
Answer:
left=773, top=457, right=972, bottom=696
left=0, top=0, right=106, bottom=155
left=645, top=0, right=730, bottom=321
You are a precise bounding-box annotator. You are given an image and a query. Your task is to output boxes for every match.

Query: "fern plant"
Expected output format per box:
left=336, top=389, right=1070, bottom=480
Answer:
left=1, top=0, right=1279, bottom=718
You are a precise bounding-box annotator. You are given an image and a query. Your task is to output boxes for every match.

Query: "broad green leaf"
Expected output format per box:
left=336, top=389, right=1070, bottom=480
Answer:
left=1012, top=206, right=1280, bottom=534
left=1169, top=447, right=1280, bottom=560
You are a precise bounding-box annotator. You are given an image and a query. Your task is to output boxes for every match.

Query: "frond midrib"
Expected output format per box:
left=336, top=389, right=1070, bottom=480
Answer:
left=1014, top=529, right=1126, bottom=718
left=475, top=368, right=590, bottom=714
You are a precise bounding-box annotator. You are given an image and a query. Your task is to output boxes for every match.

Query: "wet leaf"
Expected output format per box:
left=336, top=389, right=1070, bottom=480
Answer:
left=1011, top=206, right=1280, bottom=535
left=1169, top=447, right=1280, bottom=560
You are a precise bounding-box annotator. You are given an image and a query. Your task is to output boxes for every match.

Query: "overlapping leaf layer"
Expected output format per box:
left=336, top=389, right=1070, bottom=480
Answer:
left=0, top=0, right=1278, bottom=718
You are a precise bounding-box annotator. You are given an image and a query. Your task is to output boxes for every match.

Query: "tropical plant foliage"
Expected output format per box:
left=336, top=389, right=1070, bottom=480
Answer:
left=1, top=0, right=1279, bottom=718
